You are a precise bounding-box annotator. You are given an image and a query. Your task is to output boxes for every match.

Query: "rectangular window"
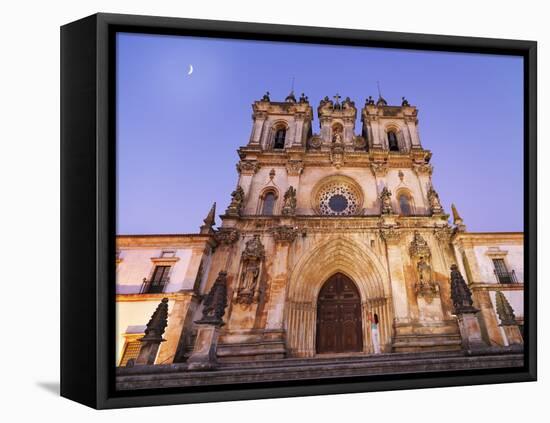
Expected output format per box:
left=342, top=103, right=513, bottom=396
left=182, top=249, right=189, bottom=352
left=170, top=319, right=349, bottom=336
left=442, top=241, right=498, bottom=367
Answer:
left=492, top=258, right=514, bottom=283
left=119, top=339, right=142, bottom=367
left=142, top=265, right=171, bottom=293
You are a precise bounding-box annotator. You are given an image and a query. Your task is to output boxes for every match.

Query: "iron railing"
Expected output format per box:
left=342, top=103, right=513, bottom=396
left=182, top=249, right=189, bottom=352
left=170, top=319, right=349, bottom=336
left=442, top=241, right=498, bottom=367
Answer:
left=139, top=277, right=168, bottom=294
left=494, top=269, right=518, bottom=284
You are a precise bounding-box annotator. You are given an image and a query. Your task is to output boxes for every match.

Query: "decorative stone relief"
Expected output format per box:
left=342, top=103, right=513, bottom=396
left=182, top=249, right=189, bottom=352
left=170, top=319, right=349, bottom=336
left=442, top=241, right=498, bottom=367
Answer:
left=433, top=227, right=452, bottom=244
left=214, top=228, right=240, bottom=245
left=412, top=163, right=433, bottom=176
left=235, top=235, right=265, bottom=305
left=308, top=135, right=322, bottom=149
left=282, top=186, right=297, bottom=216
left=353, top=135, right=366, bottom=150
left=236, top=160, right=260, bottom=175
left=370, top=162, right=388, bottom=177
left=286, top=160, right=304, bottom=176
left=225, top=186, right=245, bottom=216
left=270, top=225, right=299, bottom=244
left=379, top=226, right=401, bottom=243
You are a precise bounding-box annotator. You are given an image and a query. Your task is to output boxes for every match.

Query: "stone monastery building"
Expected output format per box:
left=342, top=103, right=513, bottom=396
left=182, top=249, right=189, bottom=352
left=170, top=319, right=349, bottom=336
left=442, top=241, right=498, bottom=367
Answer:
left=115, top=91, right=524, bottom=378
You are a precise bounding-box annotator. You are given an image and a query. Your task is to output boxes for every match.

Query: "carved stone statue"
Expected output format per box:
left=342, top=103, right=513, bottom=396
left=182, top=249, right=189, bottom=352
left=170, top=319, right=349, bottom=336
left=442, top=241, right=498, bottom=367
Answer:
left=261, top=91, right=270, bottom=102
left=240, top=260, right=260, bottom=293
left=427, top=185, right=444, bottom=215
left=226, top=186, right=245, bottom=216
left=379, top=187, right=393, bottom=214
left=299, top=93, right=308, bottom=103
left=401, top=96, right=410, bottom=107
left=282, top=186, right=297, bottom=216
left=417, top=256, right=432, bottom=284
left=333, top=132, right=342, bottom=144
left=366, top=95, right=375, bottom=105
left=197, top=271, right=228, bottom=325
left=236, top=235, right=265, bottom=304
left=415, top=256, right=439, bottom=302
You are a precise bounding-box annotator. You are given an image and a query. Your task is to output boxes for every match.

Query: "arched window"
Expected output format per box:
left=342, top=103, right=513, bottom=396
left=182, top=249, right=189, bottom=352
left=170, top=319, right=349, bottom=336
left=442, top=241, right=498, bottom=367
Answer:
left=273, top=128, right=286, bottom=149
left=399, top=194, right=412, bottom=216
left=388, top=131, right=399, bottom=151
left=261, top=192, right=276, bottom=215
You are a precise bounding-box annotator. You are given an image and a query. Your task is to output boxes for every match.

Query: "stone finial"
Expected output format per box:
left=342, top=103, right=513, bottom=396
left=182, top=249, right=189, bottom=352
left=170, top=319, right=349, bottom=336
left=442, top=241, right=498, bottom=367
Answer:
left=376, top=95, right=387, bottom=106
left=450, top=264, right=478, bottom=314
left=200, top=202, right=216, bottom=234
left=282, top=186, right=297, bottom=216
left=141, top=298, right=169, bottom=343
left=285, top=90, right=297, bottom=103
left=451, top=203, right=466, bottom=232
left=299, top=92, right=308, bottom=103
left=495, top=291, right=517, bottom=326
left=226, top=186, right=245, bottom=216
left=427, top=185, right=444, bottom=215
left=197, top=271, right=228, bottom=325
left=379, top=186, right=393, bottom=215
left=366, top=95, right=375, bottom=106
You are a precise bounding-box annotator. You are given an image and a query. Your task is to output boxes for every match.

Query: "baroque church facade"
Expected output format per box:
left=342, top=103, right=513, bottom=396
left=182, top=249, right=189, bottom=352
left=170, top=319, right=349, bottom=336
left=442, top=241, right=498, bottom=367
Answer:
left=115, top=92, right=524, bottom=380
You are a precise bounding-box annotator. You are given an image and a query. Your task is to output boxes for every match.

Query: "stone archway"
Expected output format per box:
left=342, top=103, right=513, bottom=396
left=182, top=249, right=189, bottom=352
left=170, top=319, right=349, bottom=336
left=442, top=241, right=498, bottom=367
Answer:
left=284, top=236, right=392, bottom=357
left=316, top=273, right=363, bottom=354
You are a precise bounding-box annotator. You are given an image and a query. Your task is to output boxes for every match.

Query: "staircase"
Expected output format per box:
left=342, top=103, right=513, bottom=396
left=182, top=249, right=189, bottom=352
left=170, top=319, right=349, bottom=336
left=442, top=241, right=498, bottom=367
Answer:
left=116, top=349, right=523, bottom=391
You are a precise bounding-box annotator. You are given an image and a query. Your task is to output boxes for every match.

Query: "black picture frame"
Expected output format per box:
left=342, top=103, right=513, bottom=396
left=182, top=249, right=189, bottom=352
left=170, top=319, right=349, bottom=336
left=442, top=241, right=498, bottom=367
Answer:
left=60, top=12, right=537, bottom=409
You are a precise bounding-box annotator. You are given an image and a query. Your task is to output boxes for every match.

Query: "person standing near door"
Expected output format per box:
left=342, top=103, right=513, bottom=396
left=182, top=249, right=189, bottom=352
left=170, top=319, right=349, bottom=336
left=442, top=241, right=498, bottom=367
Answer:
left=370, top=312, right=381, bottom=354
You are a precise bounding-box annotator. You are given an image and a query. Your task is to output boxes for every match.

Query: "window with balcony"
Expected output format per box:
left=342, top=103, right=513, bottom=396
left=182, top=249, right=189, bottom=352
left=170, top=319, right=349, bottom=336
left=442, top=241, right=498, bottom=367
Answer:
left=141, top=265, right=171, bottom=293
left=492, top=258, right=517, bottom=283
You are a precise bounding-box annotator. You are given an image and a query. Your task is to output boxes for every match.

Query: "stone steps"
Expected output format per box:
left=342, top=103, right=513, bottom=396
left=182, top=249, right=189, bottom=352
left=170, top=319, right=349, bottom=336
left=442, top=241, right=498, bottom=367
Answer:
left=392, top=333, right=463, bottom=352
left=116, top=349, right=524, bottom=391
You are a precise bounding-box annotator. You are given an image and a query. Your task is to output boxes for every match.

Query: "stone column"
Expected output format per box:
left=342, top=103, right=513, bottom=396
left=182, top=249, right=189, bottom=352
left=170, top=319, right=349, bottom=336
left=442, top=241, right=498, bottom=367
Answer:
left=405, top=118, right=420, bottom=148
left=135, top=298, right=169, bottom=365
left=265, top=224, right=298, bottom=333
left=473, top=289, right=505, bottom=346
left=449, top=265, right=485, bottom=351
left=381, top=227, right=409, bottom=325
left=495, top=291, right=523, bottom=345
left=187, top=271, right=229, bottom=371
left=250, top=112, right=267, bottom=146
left=235, top=160, right=260, bottom=203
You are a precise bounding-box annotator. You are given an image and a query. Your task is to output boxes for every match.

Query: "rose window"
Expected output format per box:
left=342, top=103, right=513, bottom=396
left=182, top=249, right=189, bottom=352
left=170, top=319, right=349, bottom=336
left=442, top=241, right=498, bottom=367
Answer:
left=318, top=183, right=360, bottom=216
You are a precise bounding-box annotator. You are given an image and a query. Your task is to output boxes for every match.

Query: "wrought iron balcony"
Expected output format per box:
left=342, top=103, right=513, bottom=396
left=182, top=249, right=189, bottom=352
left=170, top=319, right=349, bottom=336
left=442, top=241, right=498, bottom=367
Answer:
left=139, top=277, right=168, bottom=294
left=494, top=269, right=518, bottom=284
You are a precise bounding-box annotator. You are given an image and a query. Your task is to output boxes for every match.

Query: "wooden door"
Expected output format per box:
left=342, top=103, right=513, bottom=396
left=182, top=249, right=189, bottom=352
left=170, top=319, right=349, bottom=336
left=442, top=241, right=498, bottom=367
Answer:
left=316, top=273, right=363, bottom=354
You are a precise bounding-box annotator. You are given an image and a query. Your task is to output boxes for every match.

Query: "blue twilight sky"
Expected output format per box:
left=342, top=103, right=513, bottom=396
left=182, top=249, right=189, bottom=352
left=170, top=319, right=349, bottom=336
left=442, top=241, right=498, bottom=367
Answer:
left=116, top=32, right=523, bottom=235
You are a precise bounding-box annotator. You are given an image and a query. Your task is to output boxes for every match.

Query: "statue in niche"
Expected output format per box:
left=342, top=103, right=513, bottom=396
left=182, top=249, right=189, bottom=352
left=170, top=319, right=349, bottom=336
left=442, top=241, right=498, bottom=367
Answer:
left=240, top=260, right=260, bottom=294
left=415, top=256, right=439, bottom=303
left=417, top=256, right=432, bottom=284
left=379, top=187, right=393, bottom=214
left=333, top=132, right=342, bottom=144
left=282, top=186, right=297, bottom=216
left=235, top=235, right=265, bottom=304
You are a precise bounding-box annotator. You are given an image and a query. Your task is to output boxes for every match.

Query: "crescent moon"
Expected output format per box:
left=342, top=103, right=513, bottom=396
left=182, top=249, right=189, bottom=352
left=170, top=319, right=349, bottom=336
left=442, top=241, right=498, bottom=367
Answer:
left=188, top=64, right=193, bottom=75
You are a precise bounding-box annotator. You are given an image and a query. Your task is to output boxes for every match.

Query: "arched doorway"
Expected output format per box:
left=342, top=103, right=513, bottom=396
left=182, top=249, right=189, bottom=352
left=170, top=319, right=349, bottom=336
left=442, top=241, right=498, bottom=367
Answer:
left=316, top=273, right=363, bottom=354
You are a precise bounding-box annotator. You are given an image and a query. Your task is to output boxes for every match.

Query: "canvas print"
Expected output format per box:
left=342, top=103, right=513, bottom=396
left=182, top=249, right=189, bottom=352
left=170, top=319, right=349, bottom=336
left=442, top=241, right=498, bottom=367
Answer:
left=115, top=32, right=524, bottom=391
